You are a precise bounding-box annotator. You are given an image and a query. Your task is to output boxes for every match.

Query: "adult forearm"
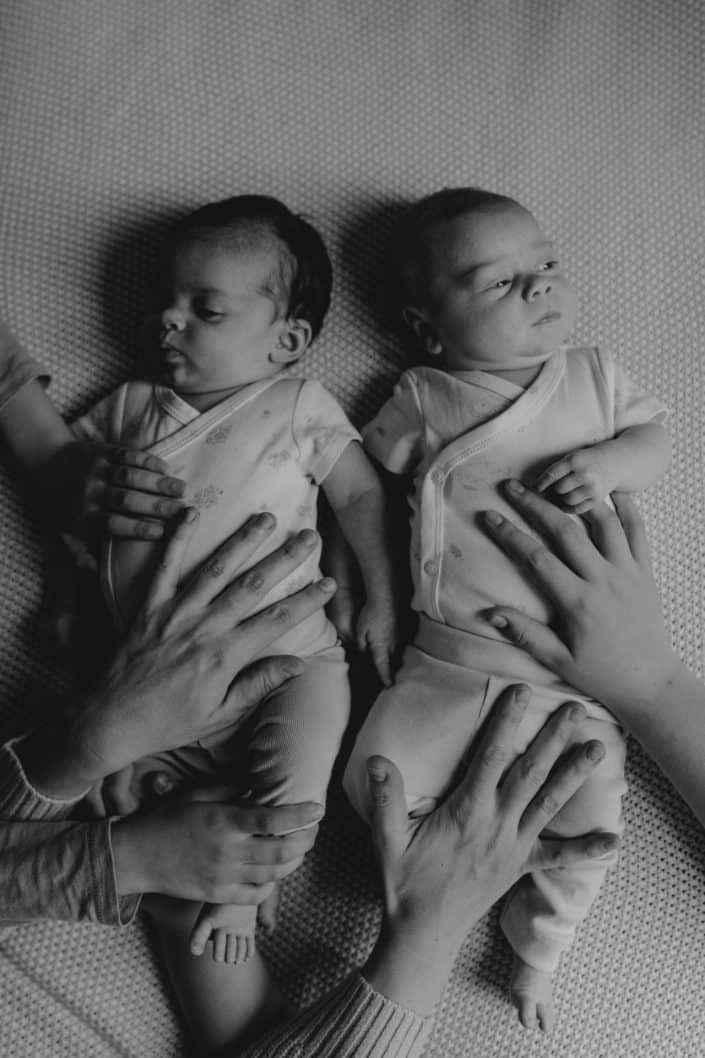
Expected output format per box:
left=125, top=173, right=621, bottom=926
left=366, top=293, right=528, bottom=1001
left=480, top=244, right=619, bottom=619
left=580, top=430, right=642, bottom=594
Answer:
left=361, top=914, right=460, bottom=1016
left=610, top=658, right=705, bottom=827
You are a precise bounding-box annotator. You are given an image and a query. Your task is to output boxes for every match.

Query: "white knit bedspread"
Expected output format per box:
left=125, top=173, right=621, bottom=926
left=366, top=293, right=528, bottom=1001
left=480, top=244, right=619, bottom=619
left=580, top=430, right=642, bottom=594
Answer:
left=0, top=2, right=703, bottom=1055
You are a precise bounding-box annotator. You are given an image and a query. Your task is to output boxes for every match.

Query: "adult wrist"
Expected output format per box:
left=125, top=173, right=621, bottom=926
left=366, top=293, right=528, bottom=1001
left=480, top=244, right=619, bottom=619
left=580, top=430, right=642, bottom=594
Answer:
left=362, top=909, right=463, bottom=1015
left=111, top=816, right=148, bottom=897
left=15, top=719, right=106, bottom=799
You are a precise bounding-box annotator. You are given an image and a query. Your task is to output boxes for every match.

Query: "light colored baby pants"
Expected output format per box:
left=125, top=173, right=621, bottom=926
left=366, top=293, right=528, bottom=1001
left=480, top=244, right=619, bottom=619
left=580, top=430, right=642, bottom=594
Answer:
left=124, top=643, right=350, bottom=811
left=343, top=626, right=625, bottom=974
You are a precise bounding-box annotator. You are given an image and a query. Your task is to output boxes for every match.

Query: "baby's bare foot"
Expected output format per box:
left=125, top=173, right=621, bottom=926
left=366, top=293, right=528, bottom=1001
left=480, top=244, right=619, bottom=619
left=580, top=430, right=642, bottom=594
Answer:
left=510, top=954, right=555, bottom=1033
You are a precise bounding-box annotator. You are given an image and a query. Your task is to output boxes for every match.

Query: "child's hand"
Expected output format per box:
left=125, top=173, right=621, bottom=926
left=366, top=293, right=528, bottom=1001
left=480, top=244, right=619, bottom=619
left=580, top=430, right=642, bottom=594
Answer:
left=357, top=594, right=399, bottom=687
left=534, top=443, right=615, bottom=516
left=326, top=579, right=359, bottom=645
left=72, top=443, right=186, bottom=540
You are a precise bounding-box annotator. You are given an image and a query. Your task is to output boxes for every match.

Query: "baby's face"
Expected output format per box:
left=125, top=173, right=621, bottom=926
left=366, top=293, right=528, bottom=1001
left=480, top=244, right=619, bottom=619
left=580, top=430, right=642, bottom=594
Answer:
left=412, top=204, right=577, bottom=370
left=159, top=238, right=290, bottom=395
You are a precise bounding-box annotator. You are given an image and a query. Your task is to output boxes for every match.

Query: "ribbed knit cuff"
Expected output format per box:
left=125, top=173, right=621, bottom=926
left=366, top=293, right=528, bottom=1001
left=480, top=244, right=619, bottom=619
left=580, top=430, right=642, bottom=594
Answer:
left=242, top=971, right=432, bottom=1058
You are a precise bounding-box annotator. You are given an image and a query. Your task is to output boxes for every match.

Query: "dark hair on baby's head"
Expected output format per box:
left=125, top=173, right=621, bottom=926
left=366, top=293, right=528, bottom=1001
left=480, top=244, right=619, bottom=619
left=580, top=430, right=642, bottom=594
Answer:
left=392, top=186, right=518, bottom=310
left=166, top=195, right=332, bottom=340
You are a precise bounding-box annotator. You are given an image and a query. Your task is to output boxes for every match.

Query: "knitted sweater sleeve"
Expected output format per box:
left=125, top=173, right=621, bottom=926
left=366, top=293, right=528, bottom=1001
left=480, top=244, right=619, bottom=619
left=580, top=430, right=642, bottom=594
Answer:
left=242, top=972, right=432, bottom=1058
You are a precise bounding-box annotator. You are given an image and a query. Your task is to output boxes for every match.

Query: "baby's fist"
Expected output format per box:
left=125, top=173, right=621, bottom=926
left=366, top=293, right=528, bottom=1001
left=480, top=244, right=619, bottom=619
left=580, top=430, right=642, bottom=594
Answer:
left=356, top=595, right=399, bottom=687
left=535, top=444, right=614, bottom=515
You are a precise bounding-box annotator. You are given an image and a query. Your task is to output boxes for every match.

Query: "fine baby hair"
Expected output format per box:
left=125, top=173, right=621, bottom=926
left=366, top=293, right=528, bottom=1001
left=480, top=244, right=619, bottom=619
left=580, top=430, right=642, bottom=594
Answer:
left=162, top=194, right=333, bottom=340
left=393, top=186, right=518, bottom=312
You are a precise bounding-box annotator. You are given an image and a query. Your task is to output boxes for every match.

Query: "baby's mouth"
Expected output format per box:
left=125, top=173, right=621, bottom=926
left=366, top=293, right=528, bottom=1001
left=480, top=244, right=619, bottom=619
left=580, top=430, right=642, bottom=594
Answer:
left=533, top=311, right=561, bottom=326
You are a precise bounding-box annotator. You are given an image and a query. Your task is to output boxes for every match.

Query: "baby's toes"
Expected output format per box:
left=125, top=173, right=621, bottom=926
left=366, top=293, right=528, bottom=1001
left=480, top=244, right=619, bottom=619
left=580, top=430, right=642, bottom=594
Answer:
left=515, top=996, right=540, bottom=1031
left=536, top=1000, right=555, bottom=1034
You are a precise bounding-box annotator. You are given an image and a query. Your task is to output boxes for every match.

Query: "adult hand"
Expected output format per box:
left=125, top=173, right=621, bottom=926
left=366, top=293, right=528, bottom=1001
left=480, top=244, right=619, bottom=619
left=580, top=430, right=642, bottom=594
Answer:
left=480, top=481, right=679, bottom=713
left=20, top=509, right=336, bottom=798
left=111, top=785, right=322, bottom=905
left=363, top=685, right=617, bottom=1014
left=68, top=443, right=186, bottom=540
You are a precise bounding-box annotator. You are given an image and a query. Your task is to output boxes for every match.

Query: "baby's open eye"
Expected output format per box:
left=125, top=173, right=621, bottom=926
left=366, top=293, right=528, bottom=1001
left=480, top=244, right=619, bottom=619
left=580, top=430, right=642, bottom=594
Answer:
left=536, top=260, right=558, bottom=273
left=487, top=277, right=511, bottom=291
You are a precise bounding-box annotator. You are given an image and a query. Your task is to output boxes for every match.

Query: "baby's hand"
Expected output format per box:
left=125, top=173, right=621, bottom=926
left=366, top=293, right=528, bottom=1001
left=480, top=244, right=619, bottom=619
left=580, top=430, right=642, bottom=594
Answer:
left=535, top=443, right=615, bottom=515
left=357, top=594, right=399, bottom=687
left=74, top=444, right=186, bottom=540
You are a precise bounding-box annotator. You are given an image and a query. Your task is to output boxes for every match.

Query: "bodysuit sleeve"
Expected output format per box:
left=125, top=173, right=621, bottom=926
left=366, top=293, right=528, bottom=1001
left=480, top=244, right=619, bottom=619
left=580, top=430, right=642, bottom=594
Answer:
left=597, top=349, right=668, bottom=431
left=291, top=379, right=361, bottom=484
left=361, top=371, right=424, bottom=475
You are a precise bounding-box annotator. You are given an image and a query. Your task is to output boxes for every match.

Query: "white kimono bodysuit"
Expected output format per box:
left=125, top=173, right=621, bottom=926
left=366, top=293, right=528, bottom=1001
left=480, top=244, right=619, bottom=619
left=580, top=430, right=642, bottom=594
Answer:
left=72, top=375, right=359, bottom=808
left=344, top=346, right=667, bottom=974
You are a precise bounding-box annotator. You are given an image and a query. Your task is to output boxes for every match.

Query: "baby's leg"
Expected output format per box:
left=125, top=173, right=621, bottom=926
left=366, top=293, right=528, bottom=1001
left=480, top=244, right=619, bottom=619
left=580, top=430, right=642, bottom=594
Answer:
left=498, top=682, right=627, bottom=1033
left=242, top=648, right=351, bottom=932
left=144, top=895, right=290, bottom=1055
left=343, top=643, right=491, bottom=819
left=173, top=648, right=351, bottom=1049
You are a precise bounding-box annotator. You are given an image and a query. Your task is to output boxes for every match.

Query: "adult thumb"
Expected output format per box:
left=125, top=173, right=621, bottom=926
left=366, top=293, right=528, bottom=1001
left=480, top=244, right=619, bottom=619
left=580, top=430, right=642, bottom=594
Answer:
left=485, top=608, right=571, bottom=674
left=368, top=756, right=408, bottom=871
left=214, top=655, right=306, bottom=738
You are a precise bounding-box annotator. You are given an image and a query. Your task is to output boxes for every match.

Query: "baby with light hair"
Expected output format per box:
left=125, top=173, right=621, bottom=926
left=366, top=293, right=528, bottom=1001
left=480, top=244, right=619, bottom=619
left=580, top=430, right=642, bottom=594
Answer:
left=344, top=187, right=670, bottom=1032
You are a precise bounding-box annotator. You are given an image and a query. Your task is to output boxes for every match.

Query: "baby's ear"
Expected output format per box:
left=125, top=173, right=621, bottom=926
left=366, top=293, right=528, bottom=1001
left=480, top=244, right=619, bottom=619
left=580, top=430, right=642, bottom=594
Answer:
left=401, top=306, right=442, bottom=357
left=271, top=318, right=313, bottom=365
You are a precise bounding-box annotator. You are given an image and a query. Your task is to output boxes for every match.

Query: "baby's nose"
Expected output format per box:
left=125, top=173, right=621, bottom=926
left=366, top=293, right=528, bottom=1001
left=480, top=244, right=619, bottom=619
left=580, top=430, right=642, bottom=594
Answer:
left=161, top=306, right=186, bottom=332
left=526, top=274, right=552, bottom=299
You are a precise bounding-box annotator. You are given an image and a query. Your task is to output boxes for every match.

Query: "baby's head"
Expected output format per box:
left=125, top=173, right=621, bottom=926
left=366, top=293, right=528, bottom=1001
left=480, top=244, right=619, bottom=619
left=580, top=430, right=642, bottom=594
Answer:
left=394, top=187, right=577, bottom=371
left=158, top=195, right=331, bottom=396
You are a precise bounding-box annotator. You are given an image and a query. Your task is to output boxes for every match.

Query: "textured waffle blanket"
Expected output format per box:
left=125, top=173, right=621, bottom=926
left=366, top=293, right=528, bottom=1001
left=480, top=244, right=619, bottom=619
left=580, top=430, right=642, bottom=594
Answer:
left=0, top=2, right=704, bottom=1056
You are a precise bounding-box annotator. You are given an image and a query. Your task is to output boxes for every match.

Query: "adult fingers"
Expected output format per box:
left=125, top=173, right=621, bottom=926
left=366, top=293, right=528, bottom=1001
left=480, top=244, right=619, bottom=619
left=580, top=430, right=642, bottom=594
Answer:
left=227, top=799, right=324, bottom=838
left=482, top=607, right=575, bottom=674
left=528, top=831, right=620, bottom=871
left=108, top=456, right=185, bottom=499
left=171, top=512, right=279, bottom=625
left=105, top=513, right=166, bottom=541
left=200, top=528, right=322, bottom=632
left=501, top=481, right=599, bottom=580
left=520, top=739, right=606, bottom=838
left=483, top=513, right=583, bottom=608
left=140, top=507, right=200, bottom=613
left=499, top=701, right=586, bottom=813
left=611, top=492, right=654, bottom=571
left=103, top=485, right=183, bottom=522
left=367, top=757, right=410, bottom=890
left=218, top=576, right=336, bottom=669
left=453, top=685, right=530, bottom=808
left=581, top=500, right=633, bottom=565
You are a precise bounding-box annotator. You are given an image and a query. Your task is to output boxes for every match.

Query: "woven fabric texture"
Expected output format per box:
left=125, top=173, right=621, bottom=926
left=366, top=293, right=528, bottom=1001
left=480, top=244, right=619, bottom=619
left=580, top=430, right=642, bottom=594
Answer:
left=1, top=2, right=704, bottom=1055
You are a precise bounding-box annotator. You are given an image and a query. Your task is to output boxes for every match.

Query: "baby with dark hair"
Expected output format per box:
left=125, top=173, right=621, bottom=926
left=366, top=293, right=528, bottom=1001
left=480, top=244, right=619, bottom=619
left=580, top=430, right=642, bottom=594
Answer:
left=344, top=187, right=671, bottom=1032
left=31, top=194, right=397, bottom=1050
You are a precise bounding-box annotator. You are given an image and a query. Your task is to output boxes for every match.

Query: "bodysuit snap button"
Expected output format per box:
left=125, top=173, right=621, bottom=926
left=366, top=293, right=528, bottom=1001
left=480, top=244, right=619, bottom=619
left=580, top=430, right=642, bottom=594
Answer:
left=423, top=559, right=438, bottom=576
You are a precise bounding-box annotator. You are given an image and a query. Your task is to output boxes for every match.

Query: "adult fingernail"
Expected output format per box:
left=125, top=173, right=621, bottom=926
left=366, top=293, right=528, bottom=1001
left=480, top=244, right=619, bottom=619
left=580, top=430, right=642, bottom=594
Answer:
left=367, top=764, right=387, bottom=783
left=484, top=510, right=504, bottom=526
left=254, top=512, right=275, bottom=529
left=298, top=528, right=318, bottom=547
left=506, top=479, right=525, bottom=493
left=185, top=507, right=199, bottom=523
left=485, top=610, right=508, bottom=628
left=586, top=740, right=605, bottom=762
left=319, top=577, right=336, bottom=593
